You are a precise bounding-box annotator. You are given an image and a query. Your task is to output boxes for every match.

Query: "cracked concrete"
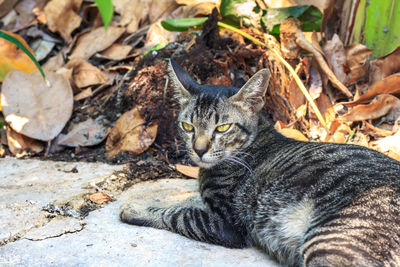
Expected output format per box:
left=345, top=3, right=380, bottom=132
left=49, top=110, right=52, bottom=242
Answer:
left=0, top=158, right=279, bottom=266
left=0, top=158, right=127, bottom=245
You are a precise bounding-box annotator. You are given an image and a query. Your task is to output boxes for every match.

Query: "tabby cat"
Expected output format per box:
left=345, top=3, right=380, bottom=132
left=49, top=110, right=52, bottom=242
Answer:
left=120, top=59, right=400, bottom=266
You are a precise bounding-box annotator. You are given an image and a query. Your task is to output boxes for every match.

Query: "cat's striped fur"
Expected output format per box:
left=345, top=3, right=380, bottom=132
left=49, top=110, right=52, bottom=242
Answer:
left=120, top=59, right=400, bottom=266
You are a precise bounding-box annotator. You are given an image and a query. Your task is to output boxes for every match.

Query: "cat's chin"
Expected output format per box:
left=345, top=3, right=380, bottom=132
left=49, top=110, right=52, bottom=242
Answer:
left=194, top=160, right=218, bottom=169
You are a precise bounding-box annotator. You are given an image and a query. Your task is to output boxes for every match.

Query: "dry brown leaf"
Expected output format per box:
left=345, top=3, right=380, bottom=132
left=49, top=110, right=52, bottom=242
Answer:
left=323, top=121, right=351, bottom=143
left=66, top=59, right=107, bottom=88
left=177, top=0, right=220, bottom=16
left=310, top=31, right=324, bottom=55
left=344, top=43, right=372, bottom=85
left=0, top=0, right=18, bottom=18
left=345, top=43, right=372, bottom=67
left=343, top=73, right=400, bottom=107
left=43, top=53, right=65, bottom=72
left=34, top=5, right=47, bottom=25
left=114, top=0, right=177, bottom=33
left=274, top=120, right=286, bottom=131
left=7, top=126, right=44, bottom=157
left=100, top=44, right=132, bottom=60
left=323, top=105, right=337, bottom=125
left=309, top=66, right=322, bottom=100
left=314, top=93, right=332, bottom=119
left=74, top=88, right=93, bottom=101
left=144, top=21, right=179, bottom=49
left=296, top=104, right=307, bottom=119
left=322, top=34, right=347, bottom=84
left=70, top=26, right=125, bottom=59
left=286, top=58, right=308, bottom=110
left=279, top=17, right=301, bottom=59
left=114, top=0, right=151, bottom=33
left=113, top=0, right=178, bottom=33
left=340, top=94, right=400, bottom=122
left=176, top=164, right=199, bottom=179
left=44, top=0, right=82, bottom=41
left=89, top=192, right=112, bottom=204
left=281, top=18, right=352, bottom=97
left=106, top=108, right=158, bottom=158
left=55, top=67, right=74, bottom=92
left=149, top=0, right=178, bottom=22
left=58, top=118, right=109, bottom=147
left=278, top=128, right=308, bottom=141
left=362, top=121, right=393, bottom=138
left=1, top=70, right=73, bottom=141
left=13, top=0, right=42, bottom=30
left=331, top=122, right=351, bottom=143
left=370, top=131, right=400, bottom=161
left=370, top=46, right=400, bottom=85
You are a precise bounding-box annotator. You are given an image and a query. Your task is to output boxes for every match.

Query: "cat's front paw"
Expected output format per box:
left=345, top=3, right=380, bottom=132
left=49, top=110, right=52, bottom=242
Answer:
left=119, top=203, right=163, bottom=228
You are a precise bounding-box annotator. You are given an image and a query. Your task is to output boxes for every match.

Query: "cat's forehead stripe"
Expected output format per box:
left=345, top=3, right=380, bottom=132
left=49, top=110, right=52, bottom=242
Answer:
left=193, top=94, right=221, bottom=121
left=214, top=112, right=219, bottom=124
left=190, top=111, right=194, bottom=123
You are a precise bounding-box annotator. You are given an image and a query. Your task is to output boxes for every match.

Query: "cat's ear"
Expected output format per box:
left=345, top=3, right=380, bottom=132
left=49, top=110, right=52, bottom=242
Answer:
left=168, top=58, right=199, bottom=105
left=229, top=69, right=270, bottom=113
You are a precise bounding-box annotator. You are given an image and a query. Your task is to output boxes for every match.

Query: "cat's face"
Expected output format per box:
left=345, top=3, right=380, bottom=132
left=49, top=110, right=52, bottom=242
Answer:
left=168, top=59, right=270, bottom=168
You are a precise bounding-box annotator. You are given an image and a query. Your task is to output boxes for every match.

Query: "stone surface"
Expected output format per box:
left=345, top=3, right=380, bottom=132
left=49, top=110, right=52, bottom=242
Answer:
left=0, top=158, right=279, bottom=266
left=0, top=158, right=126, bottom=242
left=24, top=217, right=85, bottom=241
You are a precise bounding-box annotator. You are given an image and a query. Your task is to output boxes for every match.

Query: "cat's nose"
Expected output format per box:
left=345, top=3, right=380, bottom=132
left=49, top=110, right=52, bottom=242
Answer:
left=194, top=147, right=208, bottom=158
left=193, top=136, right=210, bottom=158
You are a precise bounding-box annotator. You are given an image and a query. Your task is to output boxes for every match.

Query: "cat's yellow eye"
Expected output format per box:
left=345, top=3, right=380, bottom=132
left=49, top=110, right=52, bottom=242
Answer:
left=216, top=123, right=231, bottom=133
left=182, top=122, right=194, bottom=132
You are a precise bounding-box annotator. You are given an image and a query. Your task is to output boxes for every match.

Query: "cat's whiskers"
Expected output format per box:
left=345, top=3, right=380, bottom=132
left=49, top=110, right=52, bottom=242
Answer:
left=223, top=155, right=253, bottom=175
left=229, top=150, right=254, bottom=159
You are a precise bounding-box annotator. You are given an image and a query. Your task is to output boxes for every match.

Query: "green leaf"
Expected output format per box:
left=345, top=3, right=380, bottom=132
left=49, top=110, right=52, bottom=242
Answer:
left=161, top=17, right=208, bottom=32
left=220, top=0, right=258, bottom=27
left=143, top=43, right=169, bottom=56
left=220, top=0, right=245, bottom=17
left=351, top=0, right=400, bottom=57
left=260, top=5, right=322, bottom=33
left=94, top=0, right=114, bottom=29
left=298, top=6, right=322, bottom=32
left=0, top=31, right=46, bottom=80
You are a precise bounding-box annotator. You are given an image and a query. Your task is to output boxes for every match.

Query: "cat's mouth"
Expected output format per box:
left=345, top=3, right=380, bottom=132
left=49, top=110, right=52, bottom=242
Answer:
left=191, top=153, right=222, bottom=169
left=192, top=157, right=219, bottom=168
left=195, top=160, right=218, bottom=168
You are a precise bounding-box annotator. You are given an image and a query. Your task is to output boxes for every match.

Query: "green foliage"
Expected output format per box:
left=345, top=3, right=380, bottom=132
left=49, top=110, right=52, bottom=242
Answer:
left=94, top=0, right=114, bottom=29
left=220, top=0, right=246, bottom=26
left=260, top=5, right=321, bottom=34
left=161, top=17, right=208, bottom=32
left=220, top=0, right=244, bottom=17
left=0, top=31, right=45, bottom=80
left=143, top=43, right=169, bottom=56
left=161, top=2, right=321, bottom=35
left=350, top=0, right=400, bottom=57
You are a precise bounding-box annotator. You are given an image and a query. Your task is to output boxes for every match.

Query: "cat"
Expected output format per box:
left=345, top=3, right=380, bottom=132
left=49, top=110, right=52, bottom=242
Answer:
left=120, top=58, right=400, bottom=266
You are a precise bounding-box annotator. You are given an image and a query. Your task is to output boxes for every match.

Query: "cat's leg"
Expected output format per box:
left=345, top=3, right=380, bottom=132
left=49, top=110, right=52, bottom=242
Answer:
left=119, top=203, right=246, bottom=248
